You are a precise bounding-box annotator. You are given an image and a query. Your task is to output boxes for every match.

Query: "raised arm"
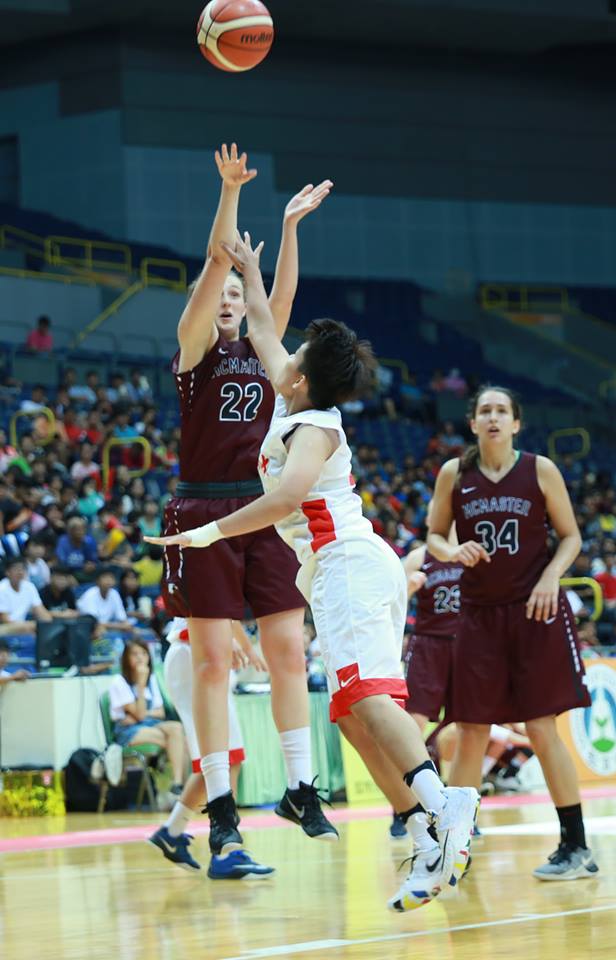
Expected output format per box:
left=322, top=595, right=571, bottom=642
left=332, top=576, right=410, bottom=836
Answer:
left=177, top=144, right=257, bottom=373
left=268, top=181, right=333, bottom=337
left=221, top=231, right=290, bottom=388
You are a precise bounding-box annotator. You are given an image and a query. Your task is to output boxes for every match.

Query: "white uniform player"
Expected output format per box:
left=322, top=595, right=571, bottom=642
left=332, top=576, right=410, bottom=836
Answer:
left=258, top=394, right=408, bottom=722
left=164, top=618, right=245, bottom=772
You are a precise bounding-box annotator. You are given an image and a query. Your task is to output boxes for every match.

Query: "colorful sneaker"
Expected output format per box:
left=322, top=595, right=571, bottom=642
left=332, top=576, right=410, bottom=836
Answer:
left=533, top=844, right=599, bottom=881
left=275, top=778, right=339, bottom=841
left=431, top=787, right=480, bottom=887
left=207, top=849, right=275, bottom=880
left=387, top=845, right=443, bottom=912
left=389, top=812, right=409, bottom=839
left=148, top=827, right=201, bottom=872
left=204, top=791, right=243, bottom=855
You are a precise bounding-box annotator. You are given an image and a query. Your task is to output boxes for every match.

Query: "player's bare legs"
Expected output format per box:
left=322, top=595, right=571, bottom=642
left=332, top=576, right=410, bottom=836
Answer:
left=525, top=715, right=580, bottom=806
left=258, top=608, right=309, bottom=731
left=338, top=714, right=416, bottom=812
left=447, top=722, right=491, bottom=791
left=188, top=618, right=233, bottom=755
left=259, top=608, right=338, bottom=841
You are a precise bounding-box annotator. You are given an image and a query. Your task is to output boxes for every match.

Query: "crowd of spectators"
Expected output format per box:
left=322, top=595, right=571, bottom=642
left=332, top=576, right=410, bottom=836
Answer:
left=0, top=344, right=614, bottom=680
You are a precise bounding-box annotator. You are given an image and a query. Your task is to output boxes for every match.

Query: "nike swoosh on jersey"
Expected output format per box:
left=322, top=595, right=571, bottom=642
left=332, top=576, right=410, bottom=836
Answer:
left=423, top=563, right=433, bottom=570
left=545, top=616, right=557, bottom=625
left=461, top=487, right=476, bottom=494
left=339, top=675, right=358, bottom=688
left=219, top=348, right=229, bottom=355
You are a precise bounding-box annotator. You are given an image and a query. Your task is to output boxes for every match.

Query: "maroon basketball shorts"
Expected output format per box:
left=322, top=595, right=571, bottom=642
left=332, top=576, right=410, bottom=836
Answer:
left=162, top=496, right=304, bottom=619
left=448, top=591, right=591, bottom=724
left=404, top=633, right=455, bottom=722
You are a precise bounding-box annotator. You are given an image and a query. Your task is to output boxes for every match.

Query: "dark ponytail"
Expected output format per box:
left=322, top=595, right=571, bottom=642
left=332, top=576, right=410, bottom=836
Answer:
left=458, top=384, right=523, bottom=478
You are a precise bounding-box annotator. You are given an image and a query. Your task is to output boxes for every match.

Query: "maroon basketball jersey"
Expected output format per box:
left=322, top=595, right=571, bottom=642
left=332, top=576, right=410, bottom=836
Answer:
left=452, top=451, right=550, bottom=605
left=415, top=551, right=463, bottom=637
left=173, top=334, right=274, bottom=483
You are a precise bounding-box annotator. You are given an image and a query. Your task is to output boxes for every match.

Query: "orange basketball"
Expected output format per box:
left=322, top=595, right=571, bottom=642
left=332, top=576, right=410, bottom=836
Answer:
left=196, top=1, right=274, bottom=73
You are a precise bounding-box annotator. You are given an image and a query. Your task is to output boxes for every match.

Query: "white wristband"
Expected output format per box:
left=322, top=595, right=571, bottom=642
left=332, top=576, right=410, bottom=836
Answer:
left=186, top=521, right=225, bottom=549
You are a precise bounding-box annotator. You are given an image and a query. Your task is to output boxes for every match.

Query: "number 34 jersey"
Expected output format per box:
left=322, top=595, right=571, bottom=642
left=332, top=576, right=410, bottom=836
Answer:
left=173, top=335, right=274, bottom=483
left=452, top=451, right=550, bottom=605
left=415, top=551, right=464, bottom=637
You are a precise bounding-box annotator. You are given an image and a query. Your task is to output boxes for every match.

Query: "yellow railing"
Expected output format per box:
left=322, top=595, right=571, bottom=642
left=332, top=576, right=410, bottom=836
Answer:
left=140, top=257, right=186, bottom=291
left=45, top=235, right=132, bottom=275
left=72, top=280, right=145, bottom=348
left=480, top=284, right=570, bottom=313
left=547, top=427, right=591, bottom=462
left=101, top=437, right=152, bottom=491
left=0, top=224, right=46, bottom=260
left=9, top=406, right=56, bottom=448
left=560, top=577, right=603, bottom=622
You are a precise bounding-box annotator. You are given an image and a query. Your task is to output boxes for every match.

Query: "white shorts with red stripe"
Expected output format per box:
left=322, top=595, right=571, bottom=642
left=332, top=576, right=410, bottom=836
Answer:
left=163, top=640, right=245, bottom=771
left=309, top=534, right=408, bottom=722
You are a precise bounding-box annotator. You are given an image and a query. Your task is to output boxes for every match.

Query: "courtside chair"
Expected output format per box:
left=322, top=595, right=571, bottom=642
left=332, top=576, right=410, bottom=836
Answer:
left=98, top=690, right=162, bottom=813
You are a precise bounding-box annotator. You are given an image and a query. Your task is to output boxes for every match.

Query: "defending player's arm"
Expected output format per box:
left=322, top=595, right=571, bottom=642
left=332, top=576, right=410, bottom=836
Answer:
left=268, top=181, right=333, bottom=337
left=402, top=545, right=428, bottom=597
left=221, top=231, right=290, bottom=387
left=144, top=425, right=334, bottom=548
left=527, top=456, right=583, bottom=622
left=428, top=458, right=491, bottom=567
left=177, top=144, right=257, bottom=373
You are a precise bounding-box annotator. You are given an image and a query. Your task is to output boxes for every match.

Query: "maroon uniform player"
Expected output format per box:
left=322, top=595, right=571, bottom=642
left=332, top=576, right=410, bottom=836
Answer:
left=429, top=385, right=598, bottom=881
left=164, top=143, right=336, bottom=875
left=405, top=550, right=463, bottom=730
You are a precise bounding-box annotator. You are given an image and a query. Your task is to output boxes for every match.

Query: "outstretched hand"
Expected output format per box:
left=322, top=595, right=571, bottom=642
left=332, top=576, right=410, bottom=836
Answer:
left=143, top=532, right=193, bottom=548
left=215, top=143, right=257, bottom=188
left=220, top=230, right=264, bottom=275
left=284, top=180, right=333, bottom=225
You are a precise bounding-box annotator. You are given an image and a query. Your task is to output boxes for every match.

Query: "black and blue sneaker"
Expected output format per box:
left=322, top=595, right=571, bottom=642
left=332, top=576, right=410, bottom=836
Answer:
left=207, top=849, right=275, bottom=880
left=275, top=778, right=339, bottom=841
left=148, top=826, right=201, bottom=872
left=204, top=790, right=243, bottom=855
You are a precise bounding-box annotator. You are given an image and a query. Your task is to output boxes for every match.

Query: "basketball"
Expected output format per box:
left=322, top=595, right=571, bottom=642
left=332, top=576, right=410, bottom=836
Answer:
left=196, top=0, right=274, bottom=72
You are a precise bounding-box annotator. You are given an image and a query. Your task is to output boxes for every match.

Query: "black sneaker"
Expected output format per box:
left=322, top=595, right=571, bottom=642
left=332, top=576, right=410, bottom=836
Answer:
left=204, top=791, right=243, bottom=855
left=275, top=777, right=339, bottom=841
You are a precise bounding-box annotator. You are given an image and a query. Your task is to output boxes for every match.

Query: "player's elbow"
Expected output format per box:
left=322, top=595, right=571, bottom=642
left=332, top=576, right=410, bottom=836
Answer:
left=274, top=488, right=302, bottom=517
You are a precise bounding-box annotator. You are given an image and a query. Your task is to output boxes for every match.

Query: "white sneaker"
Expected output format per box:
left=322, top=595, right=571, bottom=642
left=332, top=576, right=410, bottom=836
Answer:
left=103, top=744, right=123, bottom=787
left=533, top=844, right=599, bottom=881
left=431, top=787, right=480, bottom=887
left=388, top=845, right=443, bottom=912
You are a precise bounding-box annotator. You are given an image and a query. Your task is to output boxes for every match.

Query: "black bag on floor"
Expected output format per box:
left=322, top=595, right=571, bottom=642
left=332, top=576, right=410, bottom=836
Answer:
left=64, top=748, right=156, bottom=811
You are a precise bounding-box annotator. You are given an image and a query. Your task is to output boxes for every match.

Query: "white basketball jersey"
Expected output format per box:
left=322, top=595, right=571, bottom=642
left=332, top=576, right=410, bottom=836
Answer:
left=258, top=395, right=374, bottom=595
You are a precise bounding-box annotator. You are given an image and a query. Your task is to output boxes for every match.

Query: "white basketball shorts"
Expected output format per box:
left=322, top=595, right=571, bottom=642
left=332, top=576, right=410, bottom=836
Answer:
left=308, top=535, right=408, bottom=722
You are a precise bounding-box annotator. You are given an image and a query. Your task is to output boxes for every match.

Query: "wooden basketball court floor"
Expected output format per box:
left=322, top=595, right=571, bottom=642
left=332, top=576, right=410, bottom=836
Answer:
left=2, top=786, right=615, bottom=960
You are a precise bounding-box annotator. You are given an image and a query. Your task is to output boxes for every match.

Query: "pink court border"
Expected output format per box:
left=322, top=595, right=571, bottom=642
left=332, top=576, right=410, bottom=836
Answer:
left=1, top=785, right=615, bottom=855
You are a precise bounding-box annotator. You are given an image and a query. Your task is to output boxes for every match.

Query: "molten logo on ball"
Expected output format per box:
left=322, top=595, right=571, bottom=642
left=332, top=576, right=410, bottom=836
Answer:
left=197, top=0, right=274, bottom=73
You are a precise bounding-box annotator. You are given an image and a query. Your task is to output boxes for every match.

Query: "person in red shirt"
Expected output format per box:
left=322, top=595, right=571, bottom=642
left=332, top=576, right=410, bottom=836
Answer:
left=25, top=315, right=53, bottom=352
left=595, top=555, right=616, bottom=606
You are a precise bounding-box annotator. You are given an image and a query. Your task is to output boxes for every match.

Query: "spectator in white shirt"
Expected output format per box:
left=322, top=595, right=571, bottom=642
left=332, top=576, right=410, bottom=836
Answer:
left=0, top=557, right=52, bottom=636
left=24, top=537, right=51, bottom=591
left=70, top=442, right=101, bottom=486
left=108, top=639, right=186, bottom=792
left=77, top=568, right=136, bottom=637
left=0, top=638, right=31, bottom=685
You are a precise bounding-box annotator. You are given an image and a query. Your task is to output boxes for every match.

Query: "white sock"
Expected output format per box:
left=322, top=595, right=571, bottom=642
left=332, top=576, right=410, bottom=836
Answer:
left=280, top=727, right=312, bottom=790
left=200, top=751, right=230, bottom=803
left=482, top=755, right=497, bottom=776
left=165, top=801, right=193, bottom=838
left=408, top=811, right=439, bottom=852
left=407, top=768, right=445, bottom=815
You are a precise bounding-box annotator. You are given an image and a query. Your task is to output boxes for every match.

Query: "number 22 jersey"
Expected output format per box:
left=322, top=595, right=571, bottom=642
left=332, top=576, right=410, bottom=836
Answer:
left=452, top=451, right=550, bottom=605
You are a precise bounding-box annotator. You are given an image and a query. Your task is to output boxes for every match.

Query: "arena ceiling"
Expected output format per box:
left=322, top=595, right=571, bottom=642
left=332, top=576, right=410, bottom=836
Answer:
left=0, top=0, right=616, bottom=55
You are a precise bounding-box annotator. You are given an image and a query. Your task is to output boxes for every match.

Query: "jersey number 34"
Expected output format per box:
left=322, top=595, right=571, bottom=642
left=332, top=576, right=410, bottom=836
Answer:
left=474, top=518, right=519, bottom=556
